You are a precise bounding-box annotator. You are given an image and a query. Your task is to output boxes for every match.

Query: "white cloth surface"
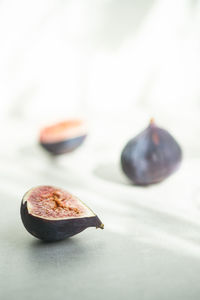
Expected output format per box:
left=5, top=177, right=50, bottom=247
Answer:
left=1, top=1, right=200, bottom=299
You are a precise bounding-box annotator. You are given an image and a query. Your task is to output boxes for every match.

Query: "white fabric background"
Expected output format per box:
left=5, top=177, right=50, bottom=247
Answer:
left=1, top=1, right=200, bottom=299
left=0, top=0, right=200, bottom=156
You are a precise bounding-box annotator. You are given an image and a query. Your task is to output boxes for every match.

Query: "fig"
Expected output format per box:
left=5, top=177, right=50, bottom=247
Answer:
left=20, top=186, right=104, bottom=241
left=121, top=119, right=182, bottom=185
left=39, top=119, right=87, bottom=155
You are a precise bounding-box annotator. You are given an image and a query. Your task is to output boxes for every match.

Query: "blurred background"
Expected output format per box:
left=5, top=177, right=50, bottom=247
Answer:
left=2, top=1, right=200, bottom=299
left=1, top=0, right=200, bottom=158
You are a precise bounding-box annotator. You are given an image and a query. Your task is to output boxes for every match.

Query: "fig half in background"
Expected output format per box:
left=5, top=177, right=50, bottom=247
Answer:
left=21, top=186, right=104, bottom=242
left=39, top=119, right=87, bottom=155
left=121, top=119, right=182, bottom=185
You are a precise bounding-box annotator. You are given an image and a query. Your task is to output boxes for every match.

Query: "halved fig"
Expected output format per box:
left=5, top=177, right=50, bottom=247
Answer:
left=20, top=186, right=104, bottom=242
left=39, top=119, right=87, bottom=155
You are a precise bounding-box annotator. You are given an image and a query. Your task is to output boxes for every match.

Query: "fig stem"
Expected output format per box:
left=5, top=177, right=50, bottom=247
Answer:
left=98, top=223, right=104, bottom=230
left=150, top=118, right=155, bottom=125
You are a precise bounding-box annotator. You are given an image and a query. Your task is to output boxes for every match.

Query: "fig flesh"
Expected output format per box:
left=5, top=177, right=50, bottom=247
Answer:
left=39, top=119, right=87, bottom=155
left=21, top=186, right=104, bottom=241
left=121, top=119, right=182, bottom=185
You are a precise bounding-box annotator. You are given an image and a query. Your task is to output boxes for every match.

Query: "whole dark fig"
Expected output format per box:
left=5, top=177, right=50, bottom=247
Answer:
left=121, top=119, right=182, bottom=185
left=21, top=186, right=104, bottom=242
left=39, top=119, right=87, bottom=155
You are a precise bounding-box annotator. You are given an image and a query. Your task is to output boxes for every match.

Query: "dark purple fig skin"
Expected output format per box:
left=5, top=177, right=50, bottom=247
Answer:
left=21, top=200, right=103, bottom=242
left=40, top=135, right=87, bottom=155
left=121, top=121, right=182, bottom=185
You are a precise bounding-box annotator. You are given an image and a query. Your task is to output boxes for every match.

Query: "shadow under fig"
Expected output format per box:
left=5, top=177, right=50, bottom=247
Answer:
left=93, top=162, right=131, bottom=186
left=93, top=162, right=169, bottom=187
left=25, top=232, right=106, bottom=274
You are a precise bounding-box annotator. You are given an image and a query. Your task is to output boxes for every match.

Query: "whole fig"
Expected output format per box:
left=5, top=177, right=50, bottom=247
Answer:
left=121, top=119, right=182, bottom=185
